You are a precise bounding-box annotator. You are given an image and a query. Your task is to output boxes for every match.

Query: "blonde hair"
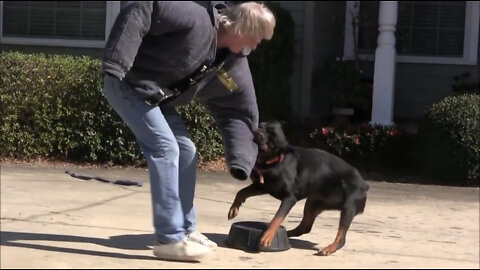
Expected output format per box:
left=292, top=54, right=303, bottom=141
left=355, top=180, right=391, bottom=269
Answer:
left=219, top=2, right=276, bottom=40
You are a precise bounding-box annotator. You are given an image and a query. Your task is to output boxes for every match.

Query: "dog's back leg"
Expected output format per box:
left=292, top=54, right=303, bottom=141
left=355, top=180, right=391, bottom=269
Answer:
left=318, top=176, right=366, bottom=256
left=287, top=198, right=323, bottom=237
left=317, top=203, right=354, bottom=256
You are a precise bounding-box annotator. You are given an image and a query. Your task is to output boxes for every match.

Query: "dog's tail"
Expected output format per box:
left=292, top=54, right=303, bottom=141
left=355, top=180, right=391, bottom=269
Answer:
left=351, top=169, right=369, bottom=191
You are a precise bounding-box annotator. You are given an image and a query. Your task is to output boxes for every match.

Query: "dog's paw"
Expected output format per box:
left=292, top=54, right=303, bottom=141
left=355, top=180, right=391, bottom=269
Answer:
left=316, top=244, right=337, bottom=256
left=228, top=206, right=239, bottom=220
left=259, top=232, right=273, bottom=247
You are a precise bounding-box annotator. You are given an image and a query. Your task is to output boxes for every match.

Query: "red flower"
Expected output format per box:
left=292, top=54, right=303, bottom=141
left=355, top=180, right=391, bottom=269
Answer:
left=389, top=130, right=401, bottom=137
left=322, top=128, right=328, bottom=135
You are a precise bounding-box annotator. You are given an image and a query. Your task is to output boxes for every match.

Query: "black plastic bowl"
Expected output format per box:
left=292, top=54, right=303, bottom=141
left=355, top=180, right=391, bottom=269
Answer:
left=226, top=221, right=290, bottom=252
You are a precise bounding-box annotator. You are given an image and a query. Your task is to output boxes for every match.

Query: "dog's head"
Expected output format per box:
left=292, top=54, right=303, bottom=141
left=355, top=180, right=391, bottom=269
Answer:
left=254, top=121, right=289, bottom=159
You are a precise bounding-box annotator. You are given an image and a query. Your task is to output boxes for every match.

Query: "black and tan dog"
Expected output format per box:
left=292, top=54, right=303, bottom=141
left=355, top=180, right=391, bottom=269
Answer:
left=228, top=121, right=369, bottom=256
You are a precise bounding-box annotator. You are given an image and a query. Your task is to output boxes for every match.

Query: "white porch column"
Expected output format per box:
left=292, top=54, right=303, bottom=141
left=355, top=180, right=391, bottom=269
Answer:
left=370, top=1, right=398, bottom=126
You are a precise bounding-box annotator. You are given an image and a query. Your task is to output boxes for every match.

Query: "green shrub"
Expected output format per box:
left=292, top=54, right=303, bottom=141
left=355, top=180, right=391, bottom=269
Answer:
left=248, top=1, right=295, bottom=122
left=0, top=52, right=222, bottom=165
left=417, top=94, right=480, bottom=185
left=176, top=101, right=223, bottom=163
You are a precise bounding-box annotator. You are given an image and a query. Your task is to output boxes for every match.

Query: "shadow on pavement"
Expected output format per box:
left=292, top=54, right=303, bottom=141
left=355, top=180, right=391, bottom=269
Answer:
left=288, top=238, right=318, bottom=251
left=203, top=232, right=229, bottom=248
left=1, top=231, right=156, bottom=260
left=1, top=230, right=319, bottom=259
left=203, top=232, right=318, bottom=253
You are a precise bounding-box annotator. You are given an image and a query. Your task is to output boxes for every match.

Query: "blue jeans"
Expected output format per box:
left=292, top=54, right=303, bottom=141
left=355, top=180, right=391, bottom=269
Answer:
left=102, top=75, right=197, bottom=244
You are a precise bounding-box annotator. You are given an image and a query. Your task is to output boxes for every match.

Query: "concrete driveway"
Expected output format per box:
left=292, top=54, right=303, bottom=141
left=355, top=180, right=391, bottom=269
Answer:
left=1, top=164, right=479, bottom=268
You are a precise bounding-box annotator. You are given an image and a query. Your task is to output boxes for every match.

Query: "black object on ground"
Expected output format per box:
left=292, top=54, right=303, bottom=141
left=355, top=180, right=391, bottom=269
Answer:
left=65, top=170, right=143, bottom=187
left=226, top=221, right=290, bottom=252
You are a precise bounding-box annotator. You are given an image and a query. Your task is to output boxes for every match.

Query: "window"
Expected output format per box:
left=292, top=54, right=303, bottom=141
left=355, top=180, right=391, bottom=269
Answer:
left=344, top=1, right=479, bottom=65
left=0, top=1, right=121, bottom=48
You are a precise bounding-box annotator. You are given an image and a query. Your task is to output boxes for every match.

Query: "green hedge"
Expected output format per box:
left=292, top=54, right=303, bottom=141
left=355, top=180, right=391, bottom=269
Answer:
left=417, top=94, right=480, bottom=185
left=0, top=52, right=222, bottom=165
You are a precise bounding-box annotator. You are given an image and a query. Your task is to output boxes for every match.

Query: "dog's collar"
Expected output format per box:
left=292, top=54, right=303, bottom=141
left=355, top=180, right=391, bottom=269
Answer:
left=264, top=154, right=284, bottom=165
left=254, top=154, right=285, bottom=181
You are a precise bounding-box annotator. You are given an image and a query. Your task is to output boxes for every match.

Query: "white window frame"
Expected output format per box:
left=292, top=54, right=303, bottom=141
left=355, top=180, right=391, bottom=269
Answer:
left=343, top=1, right=479, bottom=65
left=0, top=1, right=121, bottom=48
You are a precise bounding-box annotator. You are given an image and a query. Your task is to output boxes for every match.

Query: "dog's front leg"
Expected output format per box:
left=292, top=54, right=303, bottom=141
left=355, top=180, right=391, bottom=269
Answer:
left=228, top=184, right=266, bottom=220
left=260, top=195, right=297, bottom=247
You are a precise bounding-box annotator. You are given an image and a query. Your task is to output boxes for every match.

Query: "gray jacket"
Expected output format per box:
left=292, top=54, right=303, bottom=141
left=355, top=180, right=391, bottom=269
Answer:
left=102, top=1, right=258, bottom=180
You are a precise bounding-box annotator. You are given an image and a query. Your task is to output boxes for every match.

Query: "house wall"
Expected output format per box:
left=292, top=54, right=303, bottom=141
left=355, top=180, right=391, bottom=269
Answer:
left=394, top=63, right=480, bottom=120
left=359, top=59, right=479, bottom=120
left=308, top=2, right=480, bottom=123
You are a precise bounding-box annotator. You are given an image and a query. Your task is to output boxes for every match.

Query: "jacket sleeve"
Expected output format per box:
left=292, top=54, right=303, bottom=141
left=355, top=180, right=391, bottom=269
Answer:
left=102, top=1, right=154, bottom=79
left=196, top=55, right=259, bottom=180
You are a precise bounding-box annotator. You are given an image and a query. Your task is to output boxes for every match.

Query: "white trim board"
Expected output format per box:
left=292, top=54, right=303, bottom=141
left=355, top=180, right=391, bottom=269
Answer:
left=0, top=1, right=121, bottom=49
left=343, top=1, right=479, bottom=66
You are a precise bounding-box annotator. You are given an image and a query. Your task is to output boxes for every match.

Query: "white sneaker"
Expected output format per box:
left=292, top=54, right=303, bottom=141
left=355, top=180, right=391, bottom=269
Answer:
left=186, top=231, right=218, bottom=248
left=153, top=239, right=212, bottom=262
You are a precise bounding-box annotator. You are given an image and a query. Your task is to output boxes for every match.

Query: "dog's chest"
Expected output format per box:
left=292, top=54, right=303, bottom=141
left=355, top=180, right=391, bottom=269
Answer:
left=261, top=172, right=294, bottom=199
